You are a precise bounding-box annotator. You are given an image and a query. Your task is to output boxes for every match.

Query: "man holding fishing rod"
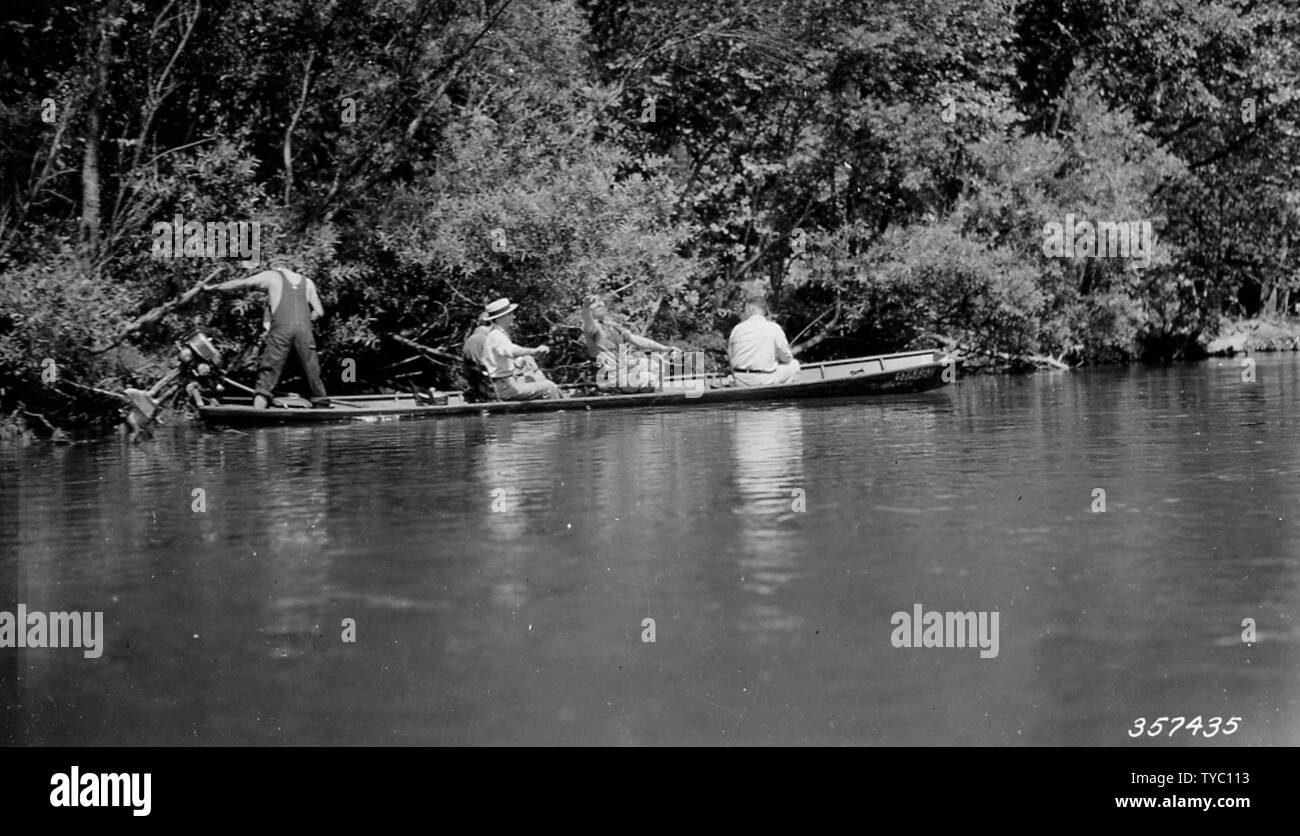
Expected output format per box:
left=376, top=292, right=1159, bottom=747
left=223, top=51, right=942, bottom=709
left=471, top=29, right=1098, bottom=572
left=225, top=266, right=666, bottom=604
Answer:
left=203, top=259, right=330, bottom=409
left=581, top=293, right=679, bottom=393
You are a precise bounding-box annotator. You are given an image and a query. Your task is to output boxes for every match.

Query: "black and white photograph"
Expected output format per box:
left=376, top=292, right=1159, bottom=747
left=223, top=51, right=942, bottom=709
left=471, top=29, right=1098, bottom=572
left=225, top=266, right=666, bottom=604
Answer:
left=0, top=0, right=1296, bottom=777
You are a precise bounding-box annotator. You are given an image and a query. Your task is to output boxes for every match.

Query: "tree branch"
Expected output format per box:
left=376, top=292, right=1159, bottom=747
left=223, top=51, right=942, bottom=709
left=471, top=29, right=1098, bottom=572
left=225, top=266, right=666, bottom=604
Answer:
left=91, top=267, right=223, bottom=354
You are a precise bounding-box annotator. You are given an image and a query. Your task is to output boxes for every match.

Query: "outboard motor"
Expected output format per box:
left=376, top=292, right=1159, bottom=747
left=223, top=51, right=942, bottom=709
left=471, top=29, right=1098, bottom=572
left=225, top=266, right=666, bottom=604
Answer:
left=124, top=331, right=225, bottom=438
left=180, top=332, right=223, bottom=374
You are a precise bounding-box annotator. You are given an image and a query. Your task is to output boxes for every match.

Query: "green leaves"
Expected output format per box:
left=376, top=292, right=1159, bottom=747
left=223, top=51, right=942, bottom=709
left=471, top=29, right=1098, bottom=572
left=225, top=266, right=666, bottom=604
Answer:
left=4, top=0, right=1300, bottom=432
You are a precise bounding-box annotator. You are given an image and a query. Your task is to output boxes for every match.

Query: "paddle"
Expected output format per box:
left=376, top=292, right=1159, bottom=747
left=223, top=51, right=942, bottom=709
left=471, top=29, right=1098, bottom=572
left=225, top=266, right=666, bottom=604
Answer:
left=219, top=375, right=257, bottom=396
left=216, top=374, right=365, bottom=409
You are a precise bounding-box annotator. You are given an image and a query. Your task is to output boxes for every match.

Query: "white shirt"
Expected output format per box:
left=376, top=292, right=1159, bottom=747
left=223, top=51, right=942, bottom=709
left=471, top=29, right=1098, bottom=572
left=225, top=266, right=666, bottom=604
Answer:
left=728, top=314, right=793, bottom=372
left=482, top=326, right=525, bottom=378
left=463, top=324, right=492, bottom=367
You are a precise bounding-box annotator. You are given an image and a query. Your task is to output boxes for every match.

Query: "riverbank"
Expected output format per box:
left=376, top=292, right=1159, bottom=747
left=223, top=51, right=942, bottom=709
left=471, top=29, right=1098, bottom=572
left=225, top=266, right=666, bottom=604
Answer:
left=1, top=407, right=113, bottom=446
left=1204, top=316, right=1300, bottom=355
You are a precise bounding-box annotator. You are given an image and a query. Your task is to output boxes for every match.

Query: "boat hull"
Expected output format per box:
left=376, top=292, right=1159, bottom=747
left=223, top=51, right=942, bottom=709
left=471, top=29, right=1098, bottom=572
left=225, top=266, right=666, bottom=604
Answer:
left=196, top=350, right=952, bottom=426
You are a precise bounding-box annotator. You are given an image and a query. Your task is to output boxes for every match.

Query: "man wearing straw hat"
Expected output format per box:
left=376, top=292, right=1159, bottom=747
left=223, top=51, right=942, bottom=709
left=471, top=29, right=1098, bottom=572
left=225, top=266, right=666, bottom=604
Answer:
left=479, top=298, right=564, bottom=400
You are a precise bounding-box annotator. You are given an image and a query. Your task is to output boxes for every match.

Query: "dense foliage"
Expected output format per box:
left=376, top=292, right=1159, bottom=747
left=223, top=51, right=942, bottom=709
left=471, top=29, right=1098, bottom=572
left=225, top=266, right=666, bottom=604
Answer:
left=2, top=0, right=1298, bottom=434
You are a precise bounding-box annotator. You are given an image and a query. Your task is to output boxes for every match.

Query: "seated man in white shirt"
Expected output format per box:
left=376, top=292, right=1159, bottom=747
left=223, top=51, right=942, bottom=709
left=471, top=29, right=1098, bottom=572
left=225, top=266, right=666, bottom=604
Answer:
left=460, top=316, right=495, bottom=402
left=479, top=298, right=565, bottom=400
left=727, top=297, right=801, bottom=386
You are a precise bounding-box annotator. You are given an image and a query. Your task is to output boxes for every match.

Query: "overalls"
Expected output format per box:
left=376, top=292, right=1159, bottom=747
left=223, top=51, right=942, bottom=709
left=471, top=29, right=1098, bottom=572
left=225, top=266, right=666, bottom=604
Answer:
left=255, top=270, right=329, bottom=404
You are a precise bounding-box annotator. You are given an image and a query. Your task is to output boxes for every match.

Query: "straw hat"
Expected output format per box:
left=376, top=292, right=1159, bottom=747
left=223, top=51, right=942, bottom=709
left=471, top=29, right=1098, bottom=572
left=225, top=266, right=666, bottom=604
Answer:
left=483, top=298, right=519, bottom=321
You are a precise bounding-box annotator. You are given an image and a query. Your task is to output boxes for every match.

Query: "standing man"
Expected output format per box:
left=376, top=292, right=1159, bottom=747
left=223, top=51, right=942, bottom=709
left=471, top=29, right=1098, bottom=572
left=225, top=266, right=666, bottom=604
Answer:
left=206, top=259, right=330, bottom=408
left=727, top=296, right=801, bottom=386
left=480, top=298, right=564, bottom=400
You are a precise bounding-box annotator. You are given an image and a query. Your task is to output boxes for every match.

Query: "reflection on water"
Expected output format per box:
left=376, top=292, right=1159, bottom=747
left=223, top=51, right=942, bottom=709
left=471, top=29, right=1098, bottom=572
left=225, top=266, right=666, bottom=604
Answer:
left=729, top=408, right=805, bottom=634
left=2, top=357, right=1299, bottom=745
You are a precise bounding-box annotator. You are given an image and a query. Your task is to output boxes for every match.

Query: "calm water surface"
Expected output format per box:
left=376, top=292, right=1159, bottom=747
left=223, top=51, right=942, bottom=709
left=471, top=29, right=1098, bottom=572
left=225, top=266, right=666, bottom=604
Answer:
left=2, top=356, right=1299, bottom=745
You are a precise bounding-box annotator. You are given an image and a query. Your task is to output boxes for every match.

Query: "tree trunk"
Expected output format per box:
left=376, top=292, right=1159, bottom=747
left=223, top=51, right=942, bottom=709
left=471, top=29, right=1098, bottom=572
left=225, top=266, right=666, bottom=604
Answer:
left=80, top=2, right=118, bottom=273
left=283, top=47, right=318, bottom=206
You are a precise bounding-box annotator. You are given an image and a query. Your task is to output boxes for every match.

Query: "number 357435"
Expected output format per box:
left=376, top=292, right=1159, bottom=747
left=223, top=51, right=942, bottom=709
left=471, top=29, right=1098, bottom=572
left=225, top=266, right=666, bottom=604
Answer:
left=1129, top=716, right=1241, bottom=738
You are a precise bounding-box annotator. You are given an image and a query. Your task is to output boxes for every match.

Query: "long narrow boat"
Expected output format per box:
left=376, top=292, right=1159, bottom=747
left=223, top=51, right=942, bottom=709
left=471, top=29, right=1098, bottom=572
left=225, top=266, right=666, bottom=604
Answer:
left=195, top=349, right=953, bottom=426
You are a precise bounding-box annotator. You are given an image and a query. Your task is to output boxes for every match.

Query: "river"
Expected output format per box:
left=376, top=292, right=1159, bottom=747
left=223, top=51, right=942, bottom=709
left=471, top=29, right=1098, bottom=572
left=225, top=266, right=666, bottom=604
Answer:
left=2, top=356, right=1298, bottom=744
